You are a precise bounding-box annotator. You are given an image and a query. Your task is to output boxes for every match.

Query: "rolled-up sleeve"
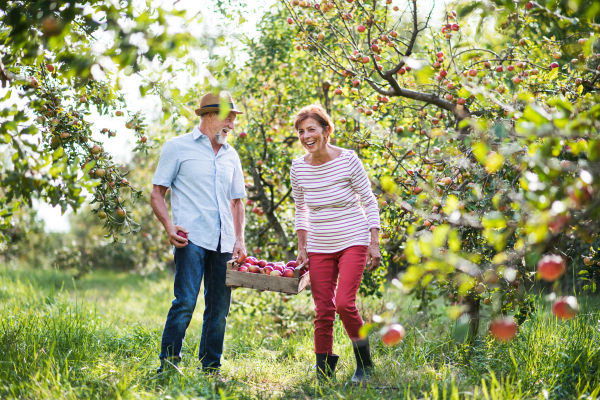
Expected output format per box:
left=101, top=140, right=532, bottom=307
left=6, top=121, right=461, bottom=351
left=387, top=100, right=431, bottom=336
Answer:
left=152, top=140, right=179, bottom=187
left=231, top=153, right=247, bottom=199
left=348, top=153, right=381, bottom=230
left=291, top=163, right=309, bottom=231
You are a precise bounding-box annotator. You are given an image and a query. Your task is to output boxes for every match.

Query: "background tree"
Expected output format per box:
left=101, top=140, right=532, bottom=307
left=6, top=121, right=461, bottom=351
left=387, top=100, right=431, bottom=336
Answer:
left=285, top=0, right=600, bottom=341
left=0, top=0, right=209, bottom=244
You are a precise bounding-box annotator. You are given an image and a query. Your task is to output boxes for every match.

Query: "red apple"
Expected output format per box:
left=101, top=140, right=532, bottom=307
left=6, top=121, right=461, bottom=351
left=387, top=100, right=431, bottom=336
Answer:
left=436, top=51, right=444, bottom=58
left=248, top=264, right=261, bottom=273
left=334, top=88, right=343, bottom=95
left=239, top=132, right=247, bottom=139
left=468, top=69, right=477, bottom=76
left=537, top=254, right=565, bottom=281
left=496, top=65, right=504, bottom=73
left=440, top=70, right=447, bottom=77
left=270, top=270, right=282, bottom=277
left=353, top=79, right=361, bottom=87
left=264, top=266, right=274, bottom=274
left=552, top=296, right=578, bottom=320
left=238, top=265, right=249, bottom=272
left=525, top=1, right=533, bottom=9
left=258, top=260, right=268, bottom=268
left=398, top=67, right=406, bottom=75
left=381, top=324, right=405, bottom=345
left=550, top=62, right=559, bottom=69
left=489, top=317, right=518, bottom=341
left=273, top=265, right=284, bottom=272
left=357, top=25, right=366, bottom=33
left=177, top=231, right=188, bottom=239
left=287, top=17, right=293, bottom=24
left=283, top=269, right=295, bottom=278
left=286, top=260, right=297, bottom=268
left=246, top=256, right=259, bottom=265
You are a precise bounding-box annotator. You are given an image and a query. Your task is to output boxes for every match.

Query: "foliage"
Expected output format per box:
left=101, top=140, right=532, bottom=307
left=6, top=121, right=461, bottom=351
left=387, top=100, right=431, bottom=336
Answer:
left=0, top=265, right=599, bottom=399
left=0, top=0, right=207, bottom=243
left=283, top=0, right=600, bottom=336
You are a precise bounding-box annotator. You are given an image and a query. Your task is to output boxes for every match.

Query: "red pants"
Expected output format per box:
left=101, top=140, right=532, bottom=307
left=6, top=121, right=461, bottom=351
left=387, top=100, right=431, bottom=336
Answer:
left=308, top=245, right=368, bottom=355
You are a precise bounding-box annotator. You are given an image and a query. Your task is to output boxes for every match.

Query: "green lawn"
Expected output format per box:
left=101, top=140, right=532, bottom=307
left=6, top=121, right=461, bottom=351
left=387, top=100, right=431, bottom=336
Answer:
left=0, top=264, right=599, bottom=399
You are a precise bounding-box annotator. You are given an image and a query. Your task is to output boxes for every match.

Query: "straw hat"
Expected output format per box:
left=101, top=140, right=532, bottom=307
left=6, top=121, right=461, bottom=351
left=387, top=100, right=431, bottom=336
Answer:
left=195, top=91, right=243, bottom=116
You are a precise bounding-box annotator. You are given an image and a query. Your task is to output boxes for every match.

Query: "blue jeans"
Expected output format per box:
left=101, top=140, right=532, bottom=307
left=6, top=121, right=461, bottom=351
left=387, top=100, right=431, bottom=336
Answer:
left=159, top=241, right=232, bottom=370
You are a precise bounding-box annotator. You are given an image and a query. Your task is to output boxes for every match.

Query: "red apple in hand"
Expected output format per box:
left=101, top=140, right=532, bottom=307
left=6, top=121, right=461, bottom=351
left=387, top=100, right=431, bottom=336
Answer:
left=177, top=231, right=188, bottom=239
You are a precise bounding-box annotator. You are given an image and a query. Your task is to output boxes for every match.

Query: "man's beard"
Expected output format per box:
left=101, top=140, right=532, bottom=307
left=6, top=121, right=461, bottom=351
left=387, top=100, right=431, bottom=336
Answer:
left=214, top=129, right=229, bottom=145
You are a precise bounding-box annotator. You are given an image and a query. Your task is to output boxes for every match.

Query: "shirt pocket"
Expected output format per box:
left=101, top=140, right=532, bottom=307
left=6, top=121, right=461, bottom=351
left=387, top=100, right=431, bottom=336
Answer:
left=217, top=163, right=235, bottom=197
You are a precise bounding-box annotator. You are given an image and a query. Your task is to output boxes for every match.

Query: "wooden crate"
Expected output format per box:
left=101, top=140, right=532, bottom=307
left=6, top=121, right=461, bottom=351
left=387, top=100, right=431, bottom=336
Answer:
left=225, top=260, right=311, bottom=295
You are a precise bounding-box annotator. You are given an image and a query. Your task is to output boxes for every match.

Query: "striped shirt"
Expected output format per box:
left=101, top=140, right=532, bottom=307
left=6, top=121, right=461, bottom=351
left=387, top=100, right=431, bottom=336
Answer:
left=291, top=149, right=381, bottom=253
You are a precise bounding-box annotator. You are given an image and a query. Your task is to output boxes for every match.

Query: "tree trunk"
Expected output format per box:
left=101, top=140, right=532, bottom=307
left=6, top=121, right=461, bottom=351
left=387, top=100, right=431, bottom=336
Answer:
left=466, top=298, right=481, bottom=344
left=251, top=167, right=295, bottom=261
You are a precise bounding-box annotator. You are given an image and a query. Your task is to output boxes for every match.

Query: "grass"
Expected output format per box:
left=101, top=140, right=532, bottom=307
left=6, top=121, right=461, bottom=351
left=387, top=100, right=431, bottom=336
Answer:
left=0, top=263, right=599, bottom=399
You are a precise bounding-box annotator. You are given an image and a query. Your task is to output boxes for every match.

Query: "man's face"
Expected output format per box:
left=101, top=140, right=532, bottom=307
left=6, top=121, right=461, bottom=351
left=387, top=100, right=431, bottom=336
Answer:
left=207, top=112, right=237, bottom=144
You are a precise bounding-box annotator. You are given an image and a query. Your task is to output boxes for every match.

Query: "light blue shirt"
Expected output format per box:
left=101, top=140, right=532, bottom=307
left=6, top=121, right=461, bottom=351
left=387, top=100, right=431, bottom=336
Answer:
left=152, top=126, right=247, bottom=253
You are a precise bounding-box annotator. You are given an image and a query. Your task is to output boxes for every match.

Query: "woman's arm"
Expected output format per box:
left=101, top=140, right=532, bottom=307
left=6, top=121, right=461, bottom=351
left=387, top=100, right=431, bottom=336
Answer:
left=291, top=164, right=310, bottom=264
left=349, top=153, right=382, bottom=271
left=366, top=228, right=381, bottom=271
left=296, top=229, right=308, bottom=265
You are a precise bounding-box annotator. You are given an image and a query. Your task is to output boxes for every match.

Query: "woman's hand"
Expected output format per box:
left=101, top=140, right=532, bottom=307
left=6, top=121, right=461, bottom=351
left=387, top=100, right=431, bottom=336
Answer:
left=296, top=248, right=308, bottom=267
left=296, top=229, right=309, bottom=267
left=366, top=228, right=381, bottom=272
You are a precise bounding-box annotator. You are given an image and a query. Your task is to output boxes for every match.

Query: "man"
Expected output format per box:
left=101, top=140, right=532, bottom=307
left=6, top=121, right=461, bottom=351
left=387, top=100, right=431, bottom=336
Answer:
left=151, top=91, right=247, bottom=374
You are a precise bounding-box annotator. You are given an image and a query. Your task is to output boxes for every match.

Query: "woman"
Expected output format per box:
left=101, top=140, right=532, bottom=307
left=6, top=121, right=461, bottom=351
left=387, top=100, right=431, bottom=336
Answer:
left=291, top=104, right=382, bottom=383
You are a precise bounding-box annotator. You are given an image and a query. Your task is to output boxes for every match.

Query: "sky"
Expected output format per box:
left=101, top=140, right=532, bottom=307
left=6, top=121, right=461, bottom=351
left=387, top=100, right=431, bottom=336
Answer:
left=9, top=0, right=446, bottom=233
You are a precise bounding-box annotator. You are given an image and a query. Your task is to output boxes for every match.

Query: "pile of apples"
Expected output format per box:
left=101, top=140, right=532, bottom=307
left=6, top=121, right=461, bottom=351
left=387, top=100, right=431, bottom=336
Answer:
left=233, top=256, right=309, bottom=278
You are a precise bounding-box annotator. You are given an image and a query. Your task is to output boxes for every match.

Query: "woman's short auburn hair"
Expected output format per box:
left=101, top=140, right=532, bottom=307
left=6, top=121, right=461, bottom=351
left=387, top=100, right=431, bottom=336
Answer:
left=293, top=104, right=335, bottom=136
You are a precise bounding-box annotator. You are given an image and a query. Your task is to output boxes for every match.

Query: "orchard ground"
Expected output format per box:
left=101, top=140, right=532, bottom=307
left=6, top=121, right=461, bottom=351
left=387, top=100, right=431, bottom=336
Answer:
left=1, top=263, right=599, bottom=399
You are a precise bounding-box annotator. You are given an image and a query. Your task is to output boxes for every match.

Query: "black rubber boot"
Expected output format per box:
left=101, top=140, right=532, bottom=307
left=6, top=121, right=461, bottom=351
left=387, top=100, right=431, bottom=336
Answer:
left=315, top=353, right=339, bottom=380
left=351, top=338, right=373, bottom=384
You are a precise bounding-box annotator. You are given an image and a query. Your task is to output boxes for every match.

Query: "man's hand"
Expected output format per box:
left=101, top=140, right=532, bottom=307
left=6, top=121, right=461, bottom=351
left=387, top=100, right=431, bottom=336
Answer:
left=168, top=225, right=189, bottom=248
left=232, top=239, right=247, bottom=262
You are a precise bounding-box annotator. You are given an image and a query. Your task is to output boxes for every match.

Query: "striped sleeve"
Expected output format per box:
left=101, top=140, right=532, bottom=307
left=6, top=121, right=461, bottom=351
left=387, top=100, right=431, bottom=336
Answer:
left=291, top=161, right=310, bottom=231
left=348, top=152, right=381, bottom=230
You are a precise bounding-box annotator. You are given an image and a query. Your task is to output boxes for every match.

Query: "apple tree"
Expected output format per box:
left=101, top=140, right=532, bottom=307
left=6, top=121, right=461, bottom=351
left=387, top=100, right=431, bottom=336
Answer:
left=284, top=0, right=600, bottom=341
left=0, top=0, right=206, bottom=245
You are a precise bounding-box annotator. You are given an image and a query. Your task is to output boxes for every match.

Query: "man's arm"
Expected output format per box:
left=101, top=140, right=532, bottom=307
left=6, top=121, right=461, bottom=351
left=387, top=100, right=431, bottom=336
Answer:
left=230, top=198, right=246, bottom=260
left=150, top=185, right=188, bottom=248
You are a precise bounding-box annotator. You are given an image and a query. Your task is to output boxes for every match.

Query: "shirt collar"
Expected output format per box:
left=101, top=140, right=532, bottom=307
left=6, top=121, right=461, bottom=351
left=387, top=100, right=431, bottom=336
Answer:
left=193, top=126, right=230, bottom=149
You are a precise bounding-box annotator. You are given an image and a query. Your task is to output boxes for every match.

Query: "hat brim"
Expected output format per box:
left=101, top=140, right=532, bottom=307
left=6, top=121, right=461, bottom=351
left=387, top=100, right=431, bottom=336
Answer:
left=195, top=107, right=244, bottom=116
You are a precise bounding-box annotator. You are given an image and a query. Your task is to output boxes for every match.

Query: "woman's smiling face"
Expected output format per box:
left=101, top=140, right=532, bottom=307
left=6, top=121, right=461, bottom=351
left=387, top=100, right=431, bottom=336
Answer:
left=297, top=117, right=329, bottom=154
